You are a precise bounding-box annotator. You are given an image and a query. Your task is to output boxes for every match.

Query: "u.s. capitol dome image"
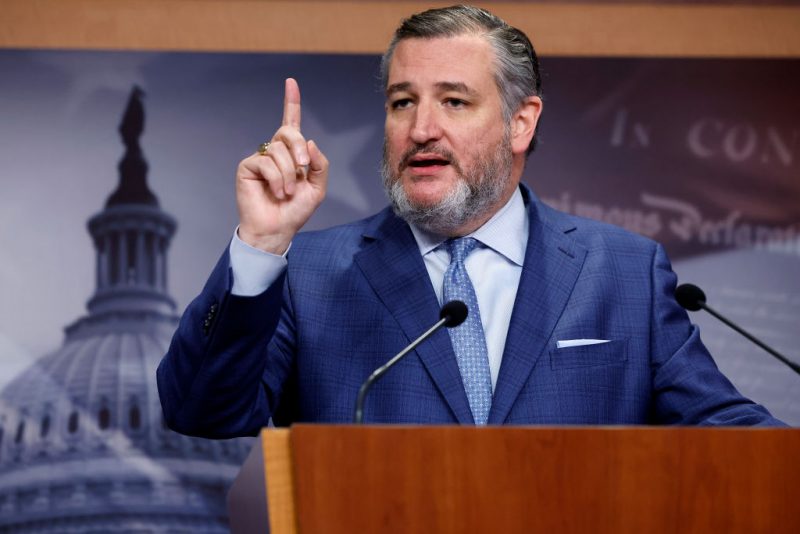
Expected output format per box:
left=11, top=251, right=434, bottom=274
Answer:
left=0, top=87, right=251, bottom=532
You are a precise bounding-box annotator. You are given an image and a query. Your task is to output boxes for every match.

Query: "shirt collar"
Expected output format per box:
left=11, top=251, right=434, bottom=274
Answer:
left=408, top=187, right=528, bottom=266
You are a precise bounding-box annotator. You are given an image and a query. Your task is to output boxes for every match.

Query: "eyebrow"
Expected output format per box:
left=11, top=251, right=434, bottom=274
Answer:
left=436, top=81, right=478, bottom=96
left=385, top=81, right=478, bottom=97
left=386, top=82, right=411, bottom=97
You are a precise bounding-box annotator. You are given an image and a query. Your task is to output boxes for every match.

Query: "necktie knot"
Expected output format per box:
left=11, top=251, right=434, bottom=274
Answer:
left=446, top=237, right=479, bottom=265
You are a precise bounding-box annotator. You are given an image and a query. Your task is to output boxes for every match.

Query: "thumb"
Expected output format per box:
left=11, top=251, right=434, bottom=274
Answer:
left=307, top=139, right=329, bottom=188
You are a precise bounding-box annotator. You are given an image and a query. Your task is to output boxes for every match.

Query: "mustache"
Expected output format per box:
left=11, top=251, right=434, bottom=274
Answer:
left=398, top=144, right=459, bottom=172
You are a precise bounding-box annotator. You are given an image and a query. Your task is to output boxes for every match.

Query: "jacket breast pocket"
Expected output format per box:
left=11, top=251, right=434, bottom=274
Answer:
left=549, top=339, right=628, bottom=370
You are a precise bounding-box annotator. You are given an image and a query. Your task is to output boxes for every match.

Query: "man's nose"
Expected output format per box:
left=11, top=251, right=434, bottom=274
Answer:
left=409, top=103, right=443, bottom=144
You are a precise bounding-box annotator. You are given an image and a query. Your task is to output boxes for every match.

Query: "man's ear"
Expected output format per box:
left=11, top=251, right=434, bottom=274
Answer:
left=510, top=96, right=543, bottom=155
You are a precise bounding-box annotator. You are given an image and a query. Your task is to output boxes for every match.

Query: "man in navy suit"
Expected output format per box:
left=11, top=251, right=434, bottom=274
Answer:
left=157, top=6, right=782, bottom=437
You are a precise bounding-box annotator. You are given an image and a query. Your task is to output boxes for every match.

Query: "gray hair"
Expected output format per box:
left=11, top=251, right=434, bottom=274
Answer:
left=380, top=5, right=542, bottom=153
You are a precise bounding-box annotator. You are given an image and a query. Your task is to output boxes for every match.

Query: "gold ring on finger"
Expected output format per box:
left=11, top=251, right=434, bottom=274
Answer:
left=257, top=141, right=271, bottom=156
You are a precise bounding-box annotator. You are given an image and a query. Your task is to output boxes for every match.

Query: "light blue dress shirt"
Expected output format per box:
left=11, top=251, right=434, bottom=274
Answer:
left=229, top=188, right=529, bottom=391
left=407, top=189, right=528, bottom=390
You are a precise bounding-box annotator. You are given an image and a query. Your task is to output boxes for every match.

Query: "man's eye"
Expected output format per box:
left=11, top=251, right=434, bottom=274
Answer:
left=445, top=98, right=467, bottom=108
left=390, top=99, right=412, bottom=110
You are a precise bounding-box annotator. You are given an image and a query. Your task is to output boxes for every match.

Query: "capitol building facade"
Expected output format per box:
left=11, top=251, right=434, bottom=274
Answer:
left=0, top=88, right=251, bottom=532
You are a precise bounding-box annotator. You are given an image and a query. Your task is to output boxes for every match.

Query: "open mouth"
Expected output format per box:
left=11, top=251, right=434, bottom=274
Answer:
left=407, top=156, right=451, bottom=168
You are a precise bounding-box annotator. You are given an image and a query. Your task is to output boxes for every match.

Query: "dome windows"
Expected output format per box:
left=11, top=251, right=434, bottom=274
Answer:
left=98, top=407, right=111, bottom=431
left=40, top=415, right=51, bottom=439
left=129, top=400, right=142, bottom=432
left=68, top=411, right=79, bottom=434
left=15, top=420, right=25, bottom=445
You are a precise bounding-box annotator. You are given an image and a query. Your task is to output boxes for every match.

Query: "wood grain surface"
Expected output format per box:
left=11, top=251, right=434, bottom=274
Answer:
left=2, top=0, right=800, bottom=57
left=285, top=425, right=800, bottom=533
left=264, top=429, right=298, bottom=534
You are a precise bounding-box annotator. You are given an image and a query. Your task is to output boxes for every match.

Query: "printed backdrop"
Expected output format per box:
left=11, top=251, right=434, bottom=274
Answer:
left=0, top=51, right=800, bottom=418
left=0, top=50, right=798, bottom=529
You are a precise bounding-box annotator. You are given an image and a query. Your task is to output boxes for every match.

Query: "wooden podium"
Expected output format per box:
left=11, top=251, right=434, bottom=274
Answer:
left=228, top=425, right=799, bottom=533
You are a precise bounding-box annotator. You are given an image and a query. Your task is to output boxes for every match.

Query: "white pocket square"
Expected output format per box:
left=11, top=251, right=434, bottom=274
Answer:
left=556, top=339, right=611, bottom=349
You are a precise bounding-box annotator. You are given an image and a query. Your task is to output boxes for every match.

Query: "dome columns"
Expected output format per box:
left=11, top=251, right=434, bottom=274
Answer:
left=86, top=206, right=176, bottom=316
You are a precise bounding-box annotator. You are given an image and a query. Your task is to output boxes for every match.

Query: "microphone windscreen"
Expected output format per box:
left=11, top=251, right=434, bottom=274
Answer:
left=675, top=283, right=707, bottom=311
left=441, top=300, right=468, bottom=327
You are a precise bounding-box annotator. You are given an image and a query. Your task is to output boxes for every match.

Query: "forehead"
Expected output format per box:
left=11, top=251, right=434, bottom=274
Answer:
left=387, top=34, right=497, bottom=91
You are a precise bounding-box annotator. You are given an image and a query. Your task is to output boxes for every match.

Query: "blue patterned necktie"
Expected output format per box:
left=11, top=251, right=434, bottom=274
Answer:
left=442, top=237, right=493, bottom=425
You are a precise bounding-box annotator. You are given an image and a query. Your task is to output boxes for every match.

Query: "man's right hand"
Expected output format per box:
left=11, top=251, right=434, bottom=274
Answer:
left=236, top=78, right=329, bottom=254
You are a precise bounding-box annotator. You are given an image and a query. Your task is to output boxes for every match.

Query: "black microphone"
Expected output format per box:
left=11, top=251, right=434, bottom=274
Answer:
left=353, top=300, right=468, bottom=424
left=675, top=283, right=800, bottom=375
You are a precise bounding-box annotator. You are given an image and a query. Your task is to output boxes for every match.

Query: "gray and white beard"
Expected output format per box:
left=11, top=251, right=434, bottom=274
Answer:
left=381, top=131, right=513, bottom=237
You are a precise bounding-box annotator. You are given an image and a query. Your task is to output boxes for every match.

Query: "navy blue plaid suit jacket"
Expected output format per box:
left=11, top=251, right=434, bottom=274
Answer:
left=157, top=186, right=781, bottom=437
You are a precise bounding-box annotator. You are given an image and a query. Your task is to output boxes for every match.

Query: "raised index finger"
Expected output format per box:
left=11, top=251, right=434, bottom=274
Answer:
left=281, top=77, right=301, bottom=128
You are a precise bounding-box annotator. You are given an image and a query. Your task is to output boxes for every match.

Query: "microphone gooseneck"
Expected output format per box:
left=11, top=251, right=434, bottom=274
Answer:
left=675, top=283, right=800, bottom=376
left=353, top=300, right=468, bottom=424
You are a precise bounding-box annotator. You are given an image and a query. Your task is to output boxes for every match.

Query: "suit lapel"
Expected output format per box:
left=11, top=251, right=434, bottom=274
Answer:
left=488, top=198, right=587, bottom=424
left=354, top=210, right=474, bottom=424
